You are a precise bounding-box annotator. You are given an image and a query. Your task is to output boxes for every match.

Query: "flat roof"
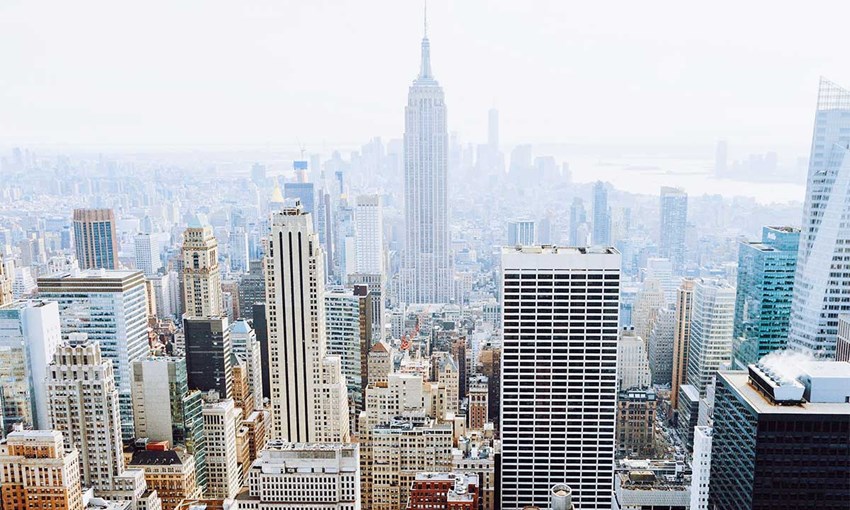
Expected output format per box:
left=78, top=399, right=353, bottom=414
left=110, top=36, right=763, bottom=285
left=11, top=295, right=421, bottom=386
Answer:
left=501, top=245, right=619, bottom=256
left=719, top=370, right=850, bottom=415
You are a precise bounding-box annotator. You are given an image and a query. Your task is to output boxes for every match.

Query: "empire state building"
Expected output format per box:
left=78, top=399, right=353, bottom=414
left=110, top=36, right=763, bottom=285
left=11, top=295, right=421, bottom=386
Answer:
left=402, top=23, right=451, bottom=304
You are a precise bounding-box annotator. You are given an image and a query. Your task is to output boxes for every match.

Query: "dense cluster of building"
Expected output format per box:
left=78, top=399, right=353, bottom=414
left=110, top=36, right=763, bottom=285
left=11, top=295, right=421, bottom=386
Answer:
left=0, top=14, right=849, bottom=510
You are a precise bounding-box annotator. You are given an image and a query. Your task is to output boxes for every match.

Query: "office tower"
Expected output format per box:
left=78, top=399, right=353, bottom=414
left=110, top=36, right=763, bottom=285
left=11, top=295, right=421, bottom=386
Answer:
left=355, top=194, right=385, bottom=274
left=506, top=219, right=536, bottom=246
left=221, top=280, right=239, bottom=321
left=73, top=208, right=118, bottom=270
left=408, top=473, right=479, bottom=510
left=369, top=416, right=454, bottom=510
left=644, top=257, right=676, bottom=303
left=659, top=187, right=688, bottom=273
left=686, top=279, right=735, bottom=395
left=237, top=441, right=360, bottom=508
left=149, top=271, right=180, bottom=320
left=38, top=270, right=150, bottom=440
left=265, top=202, right=350, bottom=442
left=401, top=21, right=451, bottom=305
left=45, top=341, right=157, bottom=508
left=181, top=223, right=222, bottom=318
left=616, top=388, right=657, bottom=457
left=478, top=343, right=501, bottom=427
left=135, top=233, right=161, bottom=276
left=0, top=300, right=61, bottom=431
left=468, top=378, right=488, bottom=430
left=202, top=397, right=241, bottom=500
left=0, top=254, right=12, bottom=305
left=128, top=449, right=199, bottom=510
left=632, top=278, right=665, bottom=345
left=237, top=260, right=265, bottom=318
left=252, top=303, right=271, bottom=400
left=837, top=315, right=850, bottom=361
left=732, top=226, right=799, bottom=368
left=500, top=246, right=620, bottom=510
left=229, top=319, right=263, bottom=409
left=336, top=198, right=358, bottom=284
left=130, top=357, right=206, bottom=491
left=710, top=364, right=850, bottom=509
left=569, top=198, right=588, bottom=246
left=647, top=307, right=675, bottom=386
left=670, top=279, right=695, bottom=410
left=325, top=286, right=372, bottom=423
left=367, top=340, right=391, bottom=386
left=689, top=426, right=712, bottom=510
left=592, top=181, right=611, bottom=245
left=788, top=79, right=850, bottom=358
left=183, top=317, right=233, bottom=399
left=229, top=228, right=249, bottom=273
left=676, top=384, right=700, bottom=451
left=617, top=330, right=651, bottom=390
left=0, top=430, right=83, bottom=510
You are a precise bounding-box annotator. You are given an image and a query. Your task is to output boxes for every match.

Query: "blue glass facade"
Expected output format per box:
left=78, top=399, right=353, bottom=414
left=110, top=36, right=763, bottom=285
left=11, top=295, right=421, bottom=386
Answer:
left=732, top=226, right=799, bottom=368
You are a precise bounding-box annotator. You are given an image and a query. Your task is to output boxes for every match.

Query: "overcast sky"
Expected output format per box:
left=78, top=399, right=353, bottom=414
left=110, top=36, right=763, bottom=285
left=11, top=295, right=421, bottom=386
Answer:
left=2, top=1, right=850, bottom=152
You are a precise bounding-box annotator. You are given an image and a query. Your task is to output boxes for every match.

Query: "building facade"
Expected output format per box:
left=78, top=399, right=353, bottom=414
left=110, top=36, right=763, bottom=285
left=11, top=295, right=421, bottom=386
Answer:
left=659, top=187, right=687, bottom=273
left=686, top=279, right=736, bottom=396
left=0, top=430, right=83, bottom=510
left=181, top=224, right=222, bottom=318
left=73, top=208, right=118, bottom=270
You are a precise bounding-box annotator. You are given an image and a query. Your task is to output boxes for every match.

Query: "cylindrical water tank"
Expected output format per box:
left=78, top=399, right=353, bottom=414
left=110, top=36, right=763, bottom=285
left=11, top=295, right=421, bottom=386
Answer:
left=550, top=483, right=573, bottom=510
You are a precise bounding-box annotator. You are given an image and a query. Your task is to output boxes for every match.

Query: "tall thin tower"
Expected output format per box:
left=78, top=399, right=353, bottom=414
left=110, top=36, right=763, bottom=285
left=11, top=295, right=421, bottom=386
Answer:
left=788, top=78, right=850, bottom=358
left=182, top=220, right=222, bottom=318
left=401, top=9, right=451, bottom=304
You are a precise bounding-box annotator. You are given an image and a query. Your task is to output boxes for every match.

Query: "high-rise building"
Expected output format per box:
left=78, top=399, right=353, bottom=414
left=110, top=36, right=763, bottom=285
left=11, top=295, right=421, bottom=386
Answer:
left=670, top=279, right=695, bottom=410
left=0, top=254, right=14, bottom=305
left=265, top=202, right=349, bottom=442
left=0, top=300, right=61, bottom=431
left=500, top=246, right=620, bottom=510
left=592, top=181, right=611, bottom=245
left=284, top=181, right=316, bottom=224
left=229, top=319, right=263, bottom=409
left=238, top=260, right=265, bottom=318
left=648, top=306, right=675, bottom=386
left=789, top=78, right=850, bottom=358
left=128, top=449, right=200, bottom=510
left=348, top=272, right=385, bottom=340
left=229, top=228, right=249, bottom=273
left=181, top=223, right=221, bottom=318
left=689, top=426, right=712, bottom=510
left=467, top=378, right=488, bottom=430
left=732, top=226, right=799, bottom=368
left=73, top=208, right=118, bottom=270
left=201, top=396, right=241, bottom=500
left=148, top=271, right=181, bottom=320
left=135, top=233, right=161, bottom=277
left=407, top=473, right=479, bottom=510
left=355, top=194, right=384, bottom=275
left=617, top=330, right=651, bottom=390
left=38, top=270, right=150, bottom=440
left=616, top=388, right=657, bottom=458
left=46, top=341, right=158, bottom=508
left=632, top=278, right=665, bottom=345
left=686, top=279, right=736, bottom=395
left=837, top=314, right=850, bottom=362
left=569, top=198, right=588, bottom=247
left=325, top=286, right=372, bottom=424
left=710, top=364, right=850, bottom=509
left=506, top=219, right=536, bottom=246
left=130, top=357, right=206, bottom=491
left=236, top=441, right=360, bottom=509
left=401, top=22, right=451, bottom=304
left=183, top=317, right=233, bottom=399
left=0, top=430, right=83, bottom=510
left=659, top=187, right=687, bottom=273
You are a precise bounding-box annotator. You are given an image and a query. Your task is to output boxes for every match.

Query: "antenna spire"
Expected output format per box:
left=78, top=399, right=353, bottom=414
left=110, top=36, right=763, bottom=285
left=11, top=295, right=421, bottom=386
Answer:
left=424, top=0, right=428, bottom=38
left=418, top=0, right=432, bottom=79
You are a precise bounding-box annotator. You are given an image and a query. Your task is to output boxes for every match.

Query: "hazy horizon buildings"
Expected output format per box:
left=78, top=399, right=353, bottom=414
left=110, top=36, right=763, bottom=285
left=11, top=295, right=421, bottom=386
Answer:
left=788, top=78, right=850, bottom=359
left=592, top=181, right=611, bottom=246
left=401, top=25, right=452, bottom=304
left=659, top=187, right=688, bottom=273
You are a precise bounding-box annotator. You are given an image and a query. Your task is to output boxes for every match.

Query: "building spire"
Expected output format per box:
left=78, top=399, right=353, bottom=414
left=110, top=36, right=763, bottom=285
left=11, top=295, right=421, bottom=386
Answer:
left=419, top=0, right=432, bottom=79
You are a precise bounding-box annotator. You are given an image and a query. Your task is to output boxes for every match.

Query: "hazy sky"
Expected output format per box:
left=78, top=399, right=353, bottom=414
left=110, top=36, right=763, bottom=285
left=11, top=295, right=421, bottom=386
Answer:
left=3, top=1, right=850, bottom=152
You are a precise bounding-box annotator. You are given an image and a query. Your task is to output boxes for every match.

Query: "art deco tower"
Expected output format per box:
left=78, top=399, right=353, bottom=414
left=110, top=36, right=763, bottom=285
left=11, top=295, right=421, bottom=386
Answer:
left=401, top=18, right=451, bottom=304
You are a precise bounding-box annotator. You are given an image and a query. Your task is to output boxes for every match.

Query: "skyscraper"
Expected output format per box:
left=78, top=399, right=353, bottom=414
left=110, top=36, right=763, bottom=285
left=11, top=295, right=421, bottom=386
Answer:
left=183, top=316, right=233, bottom=399
left=686, top=279, right=736, bottom=396
left=38, top=270, right=150, bottom=440
left=73, top=208, right=119, bottom=270
left=788, top=78, right=850, bottom=358
left=592, top=181, right=611, bottom=245
left=500, top=246, right=620, bottom=510
left=568, top=198, right=588, bottom=246
left=401, top=20, right=451, bottom=304
left=670, top=279, right=695, bottom=410
left=659, top=187, right=687, bottom=274
left=0, top=300, right=61, bottom=431
left=201, top=396, right=241, bottom=500
left=647, top=306, right=675, bottom=386
left=181, top=223, right=222, bottom=318
left=265, top=202, right=349, bottom=442
left=710, top=364, right=850, bottom=509
left=134, top=233, right=161, bottom=277
left=732, top=226, right=799, bottom=368
left=507, top=219, right=536, bottom=246
left=229, top=319, right=263, bottom=410
left=325, top=286, right=372, bottom=423
left=354, top=194, right=384, bottom=275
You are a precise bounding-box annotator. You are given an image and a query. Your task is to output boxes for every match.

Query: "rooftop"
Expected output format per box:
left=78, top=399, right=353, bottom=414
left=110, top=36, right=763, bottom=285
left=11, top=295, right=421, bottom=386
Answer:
left=719, top=370, right=850, bottom=415
left=501, top=245, right=619, bottom=256
left=129, top=449, right=188, bottom=466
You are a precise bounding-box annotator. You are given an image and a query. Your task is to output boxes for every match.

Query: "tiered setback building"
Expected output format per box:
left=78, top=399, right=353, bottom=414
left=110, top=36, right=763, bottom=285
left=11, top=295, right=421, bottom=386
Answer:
left=500, top=246, right=620, bottom=510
